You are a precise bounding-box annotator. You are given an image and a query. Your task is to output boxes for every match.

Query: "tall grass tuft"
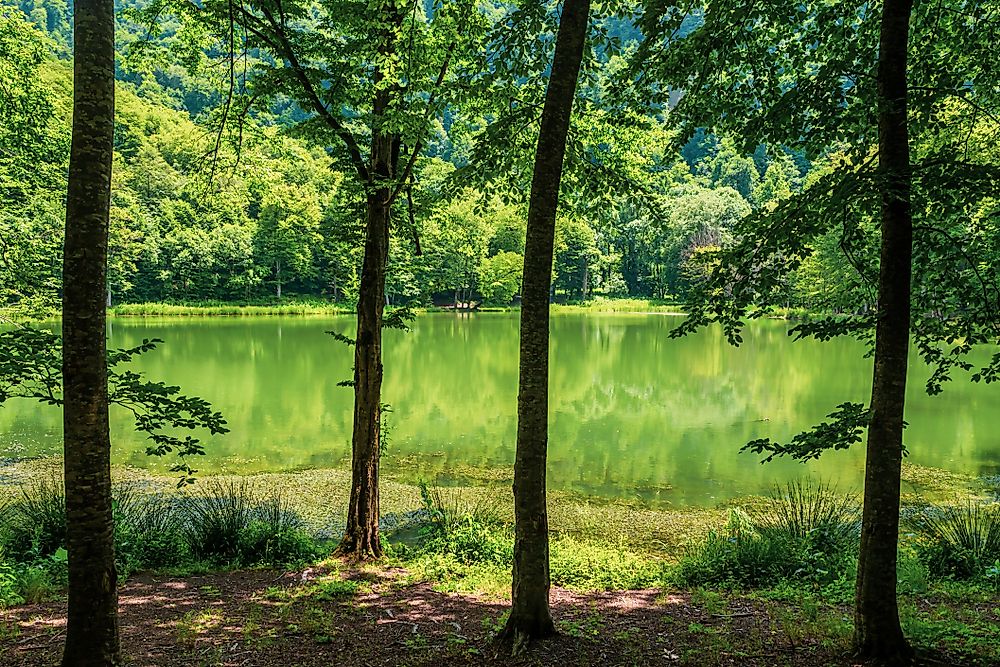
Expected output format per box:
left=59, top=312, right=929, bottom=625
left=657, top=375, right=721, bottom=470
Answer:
left=672, top=480, right=860, bottom=588
left=114, top=487, right=191, bottom=571
left=181, top=480, right=317, bottom=565
left=181, top=480, right=257, bottom=562
left=748, top=480, right=861, bottom=554
left=1, top=479, right=67, bottom=560
left=906, top=501, right=1000, bottom=578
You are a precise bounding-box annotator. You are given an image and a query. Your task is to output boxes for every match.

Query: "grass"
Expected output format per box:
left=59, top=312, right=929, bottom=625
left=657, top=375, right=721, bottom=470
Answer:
left=550, top=297, right=684, bottom=313
left=905, top=501, right=1000, bottom=578
left=104, top=297, right=689, bottom=317
left=0, top=473, right=322, bottom=599
left=669, top=481, right=862, bottom=590
left=108, top=300, right=353, bottom=317
left=1, top=461, right=998, bottom=665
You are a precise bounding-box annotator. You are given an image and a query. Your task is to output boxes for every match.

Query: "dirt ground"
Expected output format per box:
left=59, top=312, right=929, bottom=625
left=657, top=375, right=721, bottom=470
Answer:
left=0, top=565, right=966, bottom=667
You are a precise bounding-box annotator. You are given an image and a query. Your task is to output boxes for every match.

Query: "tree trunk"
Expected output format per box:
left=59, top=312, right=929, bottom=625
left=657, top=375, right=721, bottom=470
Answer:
left=338, top=4, right=401, bottom=559
left=501, top=0, right=590, bottom=643
left=61, top=0, right=120, bottom=663
left=339, top=189, right=391, bottom=559
left=276, top=259, right=282, bottom=299
left=853, top=0, right=914, bottom=663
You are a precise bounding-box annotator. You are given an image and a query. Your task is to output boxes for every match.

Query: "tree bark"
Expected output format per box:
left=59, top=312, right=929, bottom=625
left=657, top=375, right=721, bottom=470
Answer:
left=338, top=4, right=401, bottom=559
left=61, top=0, right=120, bottom=664
left=501, top=0, right=590, bottom=642
left=853, top=0, right=914, bottom=662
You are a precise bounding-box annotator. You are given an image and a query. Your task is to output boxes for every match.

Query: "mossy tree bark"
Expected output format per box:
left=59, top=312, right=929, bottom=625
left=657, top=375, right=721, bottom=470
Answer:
left=853, top=0, right=915, bottom=663
left=501, top=0, right=590, bottom=642
left=61, top=0, right=121, bottom=663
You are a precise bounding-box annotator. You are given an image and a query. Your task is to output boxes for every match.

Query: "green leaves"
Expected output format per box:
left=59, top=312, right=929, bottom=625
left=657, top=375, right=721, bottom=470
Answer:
left=742, top=402, right=872, bottom=463
left=0, top=326, right=228, bottom=486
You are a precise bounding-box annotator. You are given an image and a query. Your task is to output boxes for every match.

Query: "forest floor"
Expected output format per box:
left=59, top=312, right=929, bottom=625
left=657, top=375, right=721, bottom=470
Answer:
left=0, top=560, right=982, bottom=667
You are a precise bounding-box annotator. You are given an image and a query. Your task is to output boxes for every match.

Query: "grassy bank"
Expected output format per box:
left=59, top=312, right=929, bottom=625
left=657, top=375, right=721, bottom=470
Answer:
left=108, top=300, right=355, bottom=317
left=102, top=297, right=687, bottom=317
left=1, top=459, right=998, bottom=664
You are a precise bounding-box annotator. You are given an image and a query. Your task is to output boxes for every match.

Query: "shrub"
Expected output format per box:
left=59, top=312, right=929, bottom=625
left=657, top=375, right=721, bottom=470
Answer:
left=671, top=523, right=800, bottom=588
left=906, top=502, right=1000, bottom=579
left=181, top=480, right=256, bottom=562
left=748, top=480, right=860, bottom=582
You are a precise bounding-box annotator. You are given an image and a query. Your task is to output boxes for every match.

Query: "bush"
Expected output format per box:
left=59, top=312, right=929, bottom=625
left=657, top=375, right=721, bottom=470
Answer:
left=748, top=480, right=860, bottom=582
left=671, top=523, right=801, bottom=588
left=416, top=483, right=512, bottom=566
left=424, top=518, right=513, bottom=567
left=906, top=502, right=1000, bottom=579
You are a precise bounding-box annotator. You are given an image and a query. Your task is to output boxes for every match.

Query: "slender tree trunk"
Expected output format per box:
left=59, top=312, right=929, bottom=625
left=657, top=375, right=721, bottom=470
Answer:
left=853, top=0, right=914, bottom=663
left=276, top=259, right=282, bottom=299
left=339, top=188, right=391, bottom=558
left=61, top=0, right=120, bottom=663
left=501, top=0, right=590, bottom=643
left=338, top=4, right=401, bottom=559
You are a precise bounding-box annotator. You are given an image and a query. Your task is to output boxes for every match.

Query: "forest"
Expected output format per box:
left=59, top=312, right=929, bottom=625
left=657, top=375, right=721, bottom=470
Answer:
left=1, top=0, right=1000, bottom=665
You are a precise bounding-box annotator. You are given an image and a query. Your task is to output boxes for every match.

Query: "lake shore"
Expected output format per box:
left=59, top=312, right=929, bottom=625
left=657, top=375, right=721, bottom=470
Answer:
left=1, top=458, right=998, bottom=666
left=101, top=297, right=688, bottom=318
left=1, top=457, right=991, bottom=557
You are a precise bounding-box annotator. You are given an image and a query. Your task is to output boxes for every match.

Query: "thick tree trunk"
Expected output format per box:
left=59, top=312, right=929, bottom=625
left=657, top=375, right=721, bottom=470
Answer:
left=853, top=0, right=914, bottom=663
left=61, top=0, right=120, bottom=664
left=501, top=0, right=590, bottom=643
left=338, top=4, right=400, bottom=557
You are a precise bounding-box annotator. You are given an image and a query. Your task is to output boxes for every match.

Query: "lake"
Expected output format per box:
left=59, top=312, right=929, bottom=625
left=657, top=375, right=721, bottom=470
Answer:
left=2, top=313, right=998, bottom=505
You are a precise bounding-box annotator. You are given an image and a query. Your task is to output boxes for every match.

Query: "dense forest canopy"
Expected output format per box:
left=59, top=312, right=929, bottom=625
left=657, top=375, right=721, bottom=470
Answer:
left=0, top=0, right=850, bottom=316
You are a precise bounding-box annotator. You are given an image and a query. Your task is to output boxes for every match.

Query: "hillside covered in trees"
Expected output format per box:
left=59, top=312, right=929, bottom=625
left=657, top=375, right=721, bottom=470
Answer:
left=4, top=0, right=844, bottom=315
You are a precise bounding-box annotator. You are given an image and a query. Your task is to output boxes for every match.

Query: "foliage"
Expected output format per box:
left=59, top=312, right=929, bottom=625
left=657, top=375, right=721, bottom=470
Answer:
left=114, top=489, right=192, bottom=572
left=0, top=325, right=228, bottom=484
left=906, top=502, right=1000, bottom=579
left=672, top=482, right=860, bottom=588
left=748, top=481, right=861, bottom=549
left=638, top=0, right=1000, bottom=464
left=180, top=479, right=318, bottom=565
left=0, top=478, right=66, bottom=560
left=477, top=252, right=523, bottom=306
left=0, top=548, right=22, bottom=608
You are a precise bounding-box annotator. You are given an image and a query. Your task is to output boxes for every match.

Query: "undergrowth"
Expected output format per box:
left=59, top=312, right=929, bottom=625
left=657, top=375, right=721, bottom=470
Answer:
left=0, top=478, right=321, bottom=606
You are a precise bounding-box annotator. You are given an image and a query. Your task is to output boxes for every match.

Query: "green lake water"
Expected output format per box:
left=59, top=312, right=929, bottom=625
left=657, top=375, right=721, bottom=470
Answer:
left=2, top=313, right=998, bottom=505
